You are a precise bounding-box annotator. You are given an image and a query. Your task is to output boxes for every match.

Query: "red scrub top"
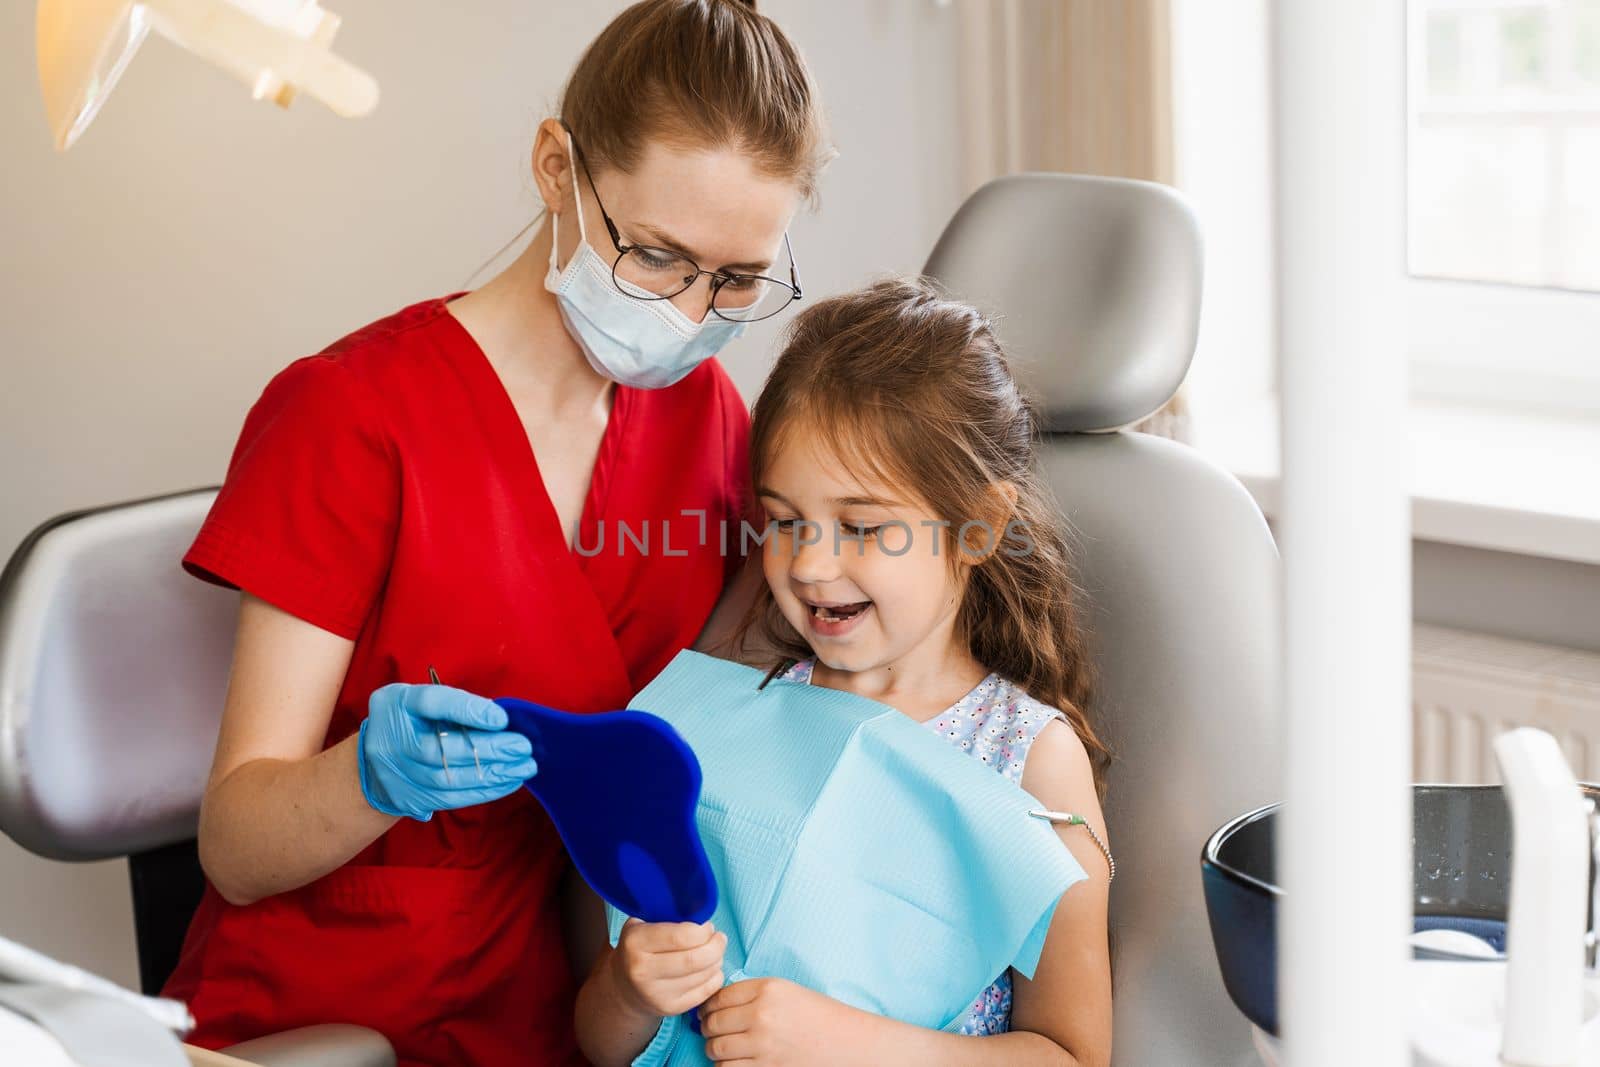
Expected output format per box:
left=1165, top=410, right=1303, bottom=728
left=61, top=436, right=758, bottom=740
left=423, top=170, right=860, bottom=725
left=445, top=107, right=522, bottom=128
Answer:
left=163, top=297, right=757, bottom=1067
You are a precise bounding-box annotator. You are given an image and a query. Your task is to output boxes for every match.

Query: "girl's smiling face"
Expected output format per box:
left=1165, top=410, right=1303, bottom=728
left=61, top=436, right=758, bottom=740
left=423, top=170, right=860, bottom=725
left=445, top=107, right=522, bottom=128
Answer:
left=758, top=429, right=971, bottom=678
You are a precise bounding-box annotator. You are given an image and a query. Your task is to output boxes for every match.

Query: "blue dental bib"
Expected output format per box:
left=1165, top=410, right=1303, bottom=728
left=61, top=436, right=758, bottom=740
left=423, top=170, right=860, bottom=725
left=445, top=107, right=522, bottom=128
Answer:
left=607, top=651, right=1087, bottom=1066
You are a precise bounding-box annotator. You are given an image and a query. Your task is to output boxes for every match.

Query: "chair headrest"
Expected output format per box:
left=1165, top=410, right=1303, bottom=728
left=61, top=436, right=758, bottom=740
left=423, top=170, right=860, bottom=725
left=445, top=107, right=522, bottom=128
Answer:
left=923, top=173, right=1203, bottom=433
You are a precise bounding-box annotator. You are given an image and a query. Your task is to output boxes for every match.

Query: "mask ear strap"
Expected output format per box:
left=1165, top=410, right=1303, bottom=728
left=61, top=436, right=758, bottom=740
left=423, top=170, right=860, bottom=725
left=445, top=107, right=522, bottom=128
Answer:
left=548, top=209, right=562, bottom=275
left=549, top=130, right=590, bottom=277
left=565, top=131, right=591, bottom=247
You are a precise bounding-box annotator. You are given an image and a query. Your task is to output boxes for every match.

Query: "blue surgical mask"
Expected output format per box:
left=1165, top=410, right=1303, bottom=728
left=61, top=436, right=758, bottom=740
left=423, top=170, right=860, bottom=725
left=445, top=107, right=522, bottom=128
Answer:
left=543, top=136, right=747, bottom=390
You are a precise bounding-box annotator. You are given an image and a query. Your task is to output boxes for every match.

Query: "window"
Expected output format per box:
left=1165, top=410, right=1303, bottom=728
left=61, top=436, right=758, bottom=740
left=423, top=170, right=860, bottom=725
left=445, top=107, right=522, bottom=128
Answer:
left=1409, top=0, right=1600, bottom=292
left=1407, top=0, right=1600, bottom=415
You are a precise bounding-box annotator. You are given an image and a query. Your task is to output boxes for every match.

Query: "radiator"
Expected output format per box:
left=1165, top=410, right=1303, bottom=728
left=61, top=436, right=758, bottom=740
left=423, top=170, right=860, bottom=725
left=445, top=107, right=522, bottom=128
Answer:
left=1414, top=624, right=1600, bottom=784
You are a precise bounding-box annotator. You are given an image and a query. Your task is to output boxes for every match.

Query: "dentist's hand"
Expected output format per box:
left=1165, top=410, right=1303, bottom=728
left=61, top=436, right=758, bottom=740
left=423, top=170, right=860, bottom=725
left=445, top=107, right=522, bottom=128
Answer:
left=358, top=683, right=538, bottom=821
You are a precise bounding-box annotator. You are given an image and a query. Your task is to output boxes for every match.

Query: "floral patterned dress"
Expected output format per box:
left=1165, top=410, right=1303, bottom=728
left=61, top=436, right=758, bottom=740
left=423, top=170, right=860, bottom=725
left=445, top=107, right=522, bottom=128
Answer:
left=775, top=659, right=1067, bottom=1036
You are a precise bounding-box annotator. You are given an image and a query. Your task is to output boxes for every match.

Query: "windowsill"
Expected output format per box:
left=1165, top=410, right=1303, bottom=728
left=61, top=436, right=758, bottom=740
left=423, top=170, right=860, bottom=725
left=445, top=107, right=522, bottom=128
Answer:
left=1194, top=397, right=1600, bottom=567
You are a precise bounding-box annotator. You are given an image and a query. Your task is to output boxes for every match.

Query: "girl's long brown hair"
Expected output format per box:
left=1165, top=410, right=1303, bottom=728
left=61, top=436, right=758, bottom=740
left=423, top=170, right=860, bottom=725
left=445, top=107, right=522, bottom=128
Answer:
left=737, top=277, right=1111, bottom=795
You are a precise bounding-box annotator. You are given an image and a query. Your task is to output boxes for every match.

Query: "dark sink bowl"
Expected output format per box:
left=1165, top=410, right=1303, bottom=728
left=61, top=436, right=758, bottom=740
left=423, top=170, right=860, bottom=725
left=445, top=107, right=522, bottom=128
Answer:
left=1200, top=783, right=1600, bottom=1037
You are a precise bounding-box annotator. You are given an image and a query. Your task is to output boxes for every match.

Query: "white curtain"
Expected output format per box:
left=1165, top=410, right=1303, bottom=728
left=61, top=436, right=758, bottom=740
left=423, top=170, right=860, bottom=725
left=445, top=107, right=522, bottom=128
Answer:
left=955, top=0, right=1175, bottom=190
left=954, top=0, right=1189, bottom=439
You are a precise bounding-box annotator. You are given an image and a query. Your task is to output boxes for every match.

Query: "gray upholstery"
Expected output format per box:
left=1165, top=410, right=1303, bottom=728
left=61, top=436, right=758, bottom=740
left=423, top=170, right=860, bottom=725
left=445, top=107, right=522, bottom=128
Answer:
left=926, top=175, right=1280, bottom=1066
left=0, top=490, right=234, bottom=860
left=925, top=173, right=1204, bottom=433
left=0, top=491, right=395, bottom=1066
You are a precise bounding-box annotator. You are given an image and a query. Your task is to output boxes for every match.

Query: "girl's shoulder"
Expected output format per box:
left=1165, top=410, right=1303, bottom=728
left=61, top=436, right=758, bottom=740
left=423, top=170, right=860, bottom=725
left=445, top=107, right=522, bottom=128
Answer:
left=967, top=675, right=1068, bottom=732
left=931, top=674, right=1067, bottom=782
left=768, top=659, right=1072, bottom=776
left=772, top=660, right=1064, bottom=732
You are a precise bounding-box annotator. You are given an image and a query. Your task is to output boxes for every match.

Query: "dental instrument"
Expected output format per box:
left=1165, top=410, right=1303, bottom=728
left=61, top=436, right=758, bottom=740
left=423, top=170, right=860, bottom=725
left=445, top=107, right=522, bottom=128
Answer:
left=426, top=666, right=452, bottom=784
left=427, top=666, right=483, bottom=783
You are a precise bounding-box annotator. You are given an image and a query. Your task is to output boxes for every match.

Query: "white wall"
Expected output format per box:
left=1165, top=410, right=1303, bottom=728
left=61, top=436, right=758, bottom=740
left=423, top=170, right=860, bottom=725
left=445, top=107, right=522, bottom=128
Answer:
left=1, top=0, right=964, bottom=985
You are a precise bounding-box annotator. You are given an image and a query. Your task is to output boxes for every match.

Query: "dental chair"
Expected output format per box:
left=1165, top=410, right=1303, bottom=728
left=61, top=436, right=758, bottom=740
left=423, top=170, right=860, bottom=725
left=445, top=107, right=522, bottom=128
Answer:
left=924, top=174, right=1280, bottom=1066
left=0, top=490, right=395, bottom=1067
left=0, top=173, right=1275, bottom=1067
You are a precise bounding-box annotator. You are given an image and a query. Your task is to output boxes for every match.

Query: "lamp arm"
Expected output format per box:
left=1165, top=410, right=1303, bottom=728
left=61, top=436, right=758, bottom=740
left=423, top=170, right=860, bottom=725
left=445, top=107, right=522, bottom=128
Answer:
left=140, top=0, right=377, bottom=118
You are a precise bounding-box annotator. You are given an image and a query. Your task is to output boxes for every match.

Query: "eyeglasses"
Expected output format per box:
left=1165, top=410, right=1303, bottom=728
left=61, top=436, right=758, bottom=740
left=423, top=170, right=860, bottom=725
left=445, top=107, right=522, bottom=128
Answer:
left=568, top=134, right=803, bottom=323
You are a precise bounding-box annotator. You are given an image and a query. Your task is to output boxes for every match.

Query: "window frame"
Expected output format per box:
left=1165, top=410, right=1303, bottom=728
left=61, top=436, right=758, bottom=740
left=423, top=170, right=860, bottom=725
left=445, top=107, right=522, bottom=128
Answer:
left=1405, top=0, right=1600, bottom=416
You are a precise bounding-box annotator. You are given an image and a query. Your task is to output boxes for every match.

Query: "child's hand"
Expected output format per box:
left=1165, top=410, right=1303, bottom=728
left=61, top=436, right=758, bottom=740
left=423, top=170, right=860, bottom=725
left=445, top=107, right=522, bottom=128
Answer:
left=610, top=918, right=727, bottom=1020
left=699, top=977, right=857, bottom=1065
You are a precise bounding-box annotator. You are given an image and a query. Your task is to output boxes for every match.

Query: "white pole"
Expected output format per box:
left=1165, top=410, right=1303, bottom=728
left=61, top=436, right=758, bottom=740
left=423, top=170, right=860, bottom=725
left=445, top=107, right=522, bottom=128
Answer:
left=1274, top=1, right=1412, bottom=1064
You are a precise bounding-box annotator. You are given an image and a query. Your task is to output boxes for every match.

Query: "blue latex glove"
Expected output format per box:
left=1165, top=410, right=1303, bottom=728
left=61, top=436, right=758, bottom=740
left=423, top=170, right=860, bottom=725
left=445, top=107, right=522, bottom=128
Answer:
left=358, top=683, right=538, bottom=821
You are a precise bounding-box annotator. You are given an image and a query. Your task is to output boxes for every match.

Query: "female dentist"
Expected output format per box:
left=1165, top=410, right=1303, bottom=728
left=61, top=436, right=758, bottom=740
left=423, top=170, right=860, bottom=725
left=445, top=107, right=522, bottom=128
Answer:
left=160, top=3, right=830, bottom=1064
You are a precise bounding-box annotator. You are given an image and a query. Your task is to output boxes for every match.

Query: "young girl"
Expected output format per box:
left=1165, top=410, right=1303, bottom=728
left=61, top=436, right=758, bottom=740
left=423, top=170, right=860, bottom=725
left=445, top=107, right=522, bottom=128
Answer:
left=576, top=278, right=1113, bottom=1066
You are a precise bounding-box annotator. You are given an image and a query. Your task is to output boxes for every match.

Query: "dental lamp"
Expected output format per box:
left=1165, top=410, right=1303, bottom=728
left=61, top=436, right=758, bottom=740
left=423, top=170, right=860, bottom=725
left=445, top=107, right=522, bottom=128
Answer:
left=35, top=0, right=378, bottom=151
